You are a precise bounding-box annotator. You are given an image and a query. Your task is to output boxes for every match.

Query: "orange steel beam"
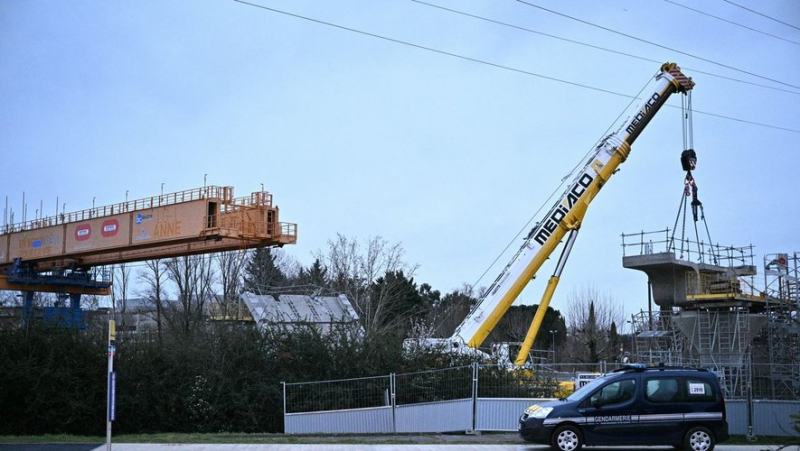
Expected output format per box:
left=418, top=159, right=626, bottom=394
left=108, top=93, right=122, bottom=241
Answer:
left=0, top=186, right=297, bottom=272
left=0, top=275, right=111, bottom=295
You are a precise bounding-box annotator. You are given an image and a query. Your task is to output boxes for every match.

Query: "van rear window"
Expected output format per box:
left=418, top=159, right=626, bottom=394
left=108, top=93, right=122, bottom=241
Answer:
left=645, top=376, right=717, bottom=403
left=685, top=379, right=716, bottom=401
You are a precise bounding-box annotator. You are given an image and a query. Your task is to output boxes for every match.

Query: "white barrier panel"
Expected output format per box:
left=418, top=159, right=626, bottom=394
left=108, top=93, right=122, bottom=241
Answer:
left=285, top=406, right=392, bottom=434
left=477, top=398, right=553, bottom=431
left=395, top=399, right=473, bottom=433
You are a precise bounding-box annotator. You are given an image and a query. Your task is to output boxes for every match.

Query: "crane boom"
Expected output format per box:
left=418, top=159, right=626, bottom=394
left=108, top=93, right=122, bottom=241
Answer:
left=451, top=63, right=694, bottom=352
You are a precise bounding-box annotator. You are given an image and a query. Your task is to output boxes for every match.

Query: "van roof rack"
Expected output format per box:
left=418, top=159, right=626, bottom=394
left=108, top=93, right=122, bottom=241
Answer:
left=612, top=363, right=709, bottom=373
left=613, top=363, right=647, bottom=372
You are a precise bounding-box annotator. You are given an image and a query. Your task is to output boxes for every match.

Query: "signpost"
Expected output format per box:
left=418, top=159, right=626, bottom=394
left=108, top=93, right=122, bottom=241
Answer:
left=106, top=319, right=116, bottom=451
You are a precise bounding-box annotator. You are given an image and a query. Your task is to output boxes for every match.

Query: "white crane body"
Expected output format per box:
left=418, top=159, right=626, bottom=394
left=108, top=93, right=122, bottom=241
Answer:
left=413, top=63, right=695, bottom=361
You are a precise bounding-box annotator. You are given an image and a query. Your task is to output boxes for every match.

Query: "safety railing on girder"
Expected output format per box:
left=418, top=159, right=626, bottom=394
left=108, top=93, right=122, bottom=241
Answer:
left=1, top=186, right=235, bottom=234
left=621, top=228, right=755, bottom=268
left=281, top=222, right=297, bottom=240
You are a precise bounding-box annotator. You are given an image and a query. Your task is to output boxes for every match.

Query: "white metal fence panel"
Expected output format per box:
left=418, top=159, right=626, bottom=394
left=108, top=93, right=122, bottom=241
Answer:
left=476, top=398, right=552, bottom=431
left=706, top=400, right=800, bottom=437
left=284, top=364, right=800, bottom=436
left=284, top=406, right=392, bottom=434
left=752, top=400, right=800, bottom=437
left=286, top=397, right=800, bottom=437
left=395, top=399, right=473, bottom=433
left=725, top=400, right=748, bottom=435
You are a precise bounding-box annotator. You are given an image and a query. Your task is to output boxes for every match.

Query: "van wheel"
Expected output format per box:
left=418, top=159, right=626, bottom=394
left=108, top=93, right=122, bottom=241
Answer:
left=551, top=424, right=583, bottom=451
left=684, top=426, right=715, bottom=451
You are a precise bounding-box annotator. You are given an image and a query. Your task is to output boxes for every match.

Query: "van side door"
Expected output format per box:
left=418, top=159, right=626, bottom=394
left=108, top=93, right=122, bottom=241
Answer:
left=578, top=376, right=640, bottom=445
left=638, top=375, right=687, bottom=445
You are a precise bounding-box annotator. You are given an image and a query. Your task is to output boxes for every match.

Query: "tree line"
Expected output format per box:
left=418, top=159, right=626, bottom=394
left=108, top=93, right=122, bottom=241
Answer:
left=0, top=234, right=628, bottom=435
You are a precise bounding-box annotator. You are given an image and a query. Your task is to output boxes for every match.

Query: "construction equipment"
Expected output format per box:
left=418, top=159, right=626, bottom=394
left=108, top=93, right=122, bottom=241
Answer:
left=0, top=185, right=297, bottom=326
left=407, top=63, right=695, bottom=366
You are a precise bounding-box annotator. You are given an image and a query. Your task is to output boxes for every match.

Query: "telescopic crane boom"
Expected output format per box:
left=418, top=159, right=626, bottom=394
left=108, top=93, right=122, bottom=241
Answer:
left=438, top=63, right=694, bottom=364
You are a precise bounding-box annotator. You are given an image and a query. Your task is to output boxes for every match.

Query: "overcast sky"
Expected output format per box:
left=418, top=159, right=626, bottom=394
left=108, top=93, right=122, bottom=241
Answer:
left=2, top=0, right=798, bottom=325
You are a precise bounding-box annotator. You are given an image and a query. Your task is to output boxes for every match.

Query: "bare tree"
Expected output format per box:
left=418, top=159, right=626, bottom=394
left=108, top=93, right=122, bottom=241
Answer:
left=193, top=254, right=215, bottom=322
left=137, top=259, right=167, bottom=338
left=164, top=254, right=215, bottom=335
left=316, top=234, right=419, bottom=335
left=112, top=263, right=131, bottom=335
left=83, top=294, right=102, bottom=310
left=215, top=250, right=247, bottom=320
left=0, top=291, right=17, bottom=307
left=563, top=285, right=625, bottom=365
left=277, top=251, right=300, bottom=282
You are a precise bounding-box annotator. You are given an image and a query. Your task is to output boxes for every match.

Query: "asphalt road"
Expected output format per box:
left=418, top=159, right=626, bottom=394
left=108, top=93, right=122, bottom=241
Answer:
left=1, top=445, right=793, bottom=451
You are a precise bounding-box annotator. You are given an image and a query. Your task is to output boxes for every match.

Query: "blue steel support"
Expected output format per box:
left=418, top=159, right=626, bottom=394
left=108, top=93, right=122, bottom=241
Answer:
left=71, top=293, right=84, bottom=329
left=70, top=293, right=81, bottom=311
left=22, top=291, right=35, bottom=329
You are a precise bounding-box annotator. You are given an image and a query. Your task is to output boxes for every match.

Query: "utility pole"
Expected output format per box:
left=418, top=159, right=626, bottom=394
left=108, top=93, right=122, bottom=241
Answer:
left=106, top=319, right=116, bottom=450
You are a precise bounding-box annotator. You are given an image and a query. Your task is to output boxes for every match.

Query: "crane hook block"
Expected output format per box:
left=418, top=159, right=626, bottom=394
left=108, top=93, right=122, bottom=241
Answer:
left=680, top=149, right=697, bottom=171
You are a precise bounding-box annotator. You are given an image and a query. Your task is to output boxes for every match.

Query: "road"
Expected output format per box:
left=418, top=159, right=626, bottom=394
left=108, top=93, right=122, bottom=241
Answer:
left=2, top=444, right=793, bottom=451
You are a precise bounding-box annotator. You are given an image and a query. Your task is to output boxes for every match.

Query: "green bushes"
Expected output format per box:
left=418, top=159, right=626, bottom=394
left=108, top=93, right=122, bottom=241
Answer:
left=0, top=322, right=428, bottom=435
left=0, top=324, right=107, bottom=435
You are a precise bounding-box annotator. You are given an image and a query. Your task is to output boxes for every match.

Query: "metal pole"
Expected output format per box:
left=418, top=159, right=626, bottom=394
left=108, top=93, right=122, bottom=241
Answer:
left=281, top=382, right=286, bottom=433
left=647, top=280, right=653, bottom=330
left=390, top=373, right=396, bottom=433
left=794, top=252, right=799, bottom=308
left=629, top=317, right=635, bottom=359
left=106, top=319, right=116, bottom=451
left=471, top=363, right=478, bottom=433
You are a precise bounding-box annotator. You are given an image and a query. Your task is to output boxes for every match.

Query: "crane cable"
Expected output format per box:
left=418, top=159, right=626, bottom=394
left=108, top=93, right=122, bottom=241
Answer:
left=468, top=72, right=657, bottom=294
left=426, top=70, right=659, bottom=338
left=668, top=92, right=719, bottom=264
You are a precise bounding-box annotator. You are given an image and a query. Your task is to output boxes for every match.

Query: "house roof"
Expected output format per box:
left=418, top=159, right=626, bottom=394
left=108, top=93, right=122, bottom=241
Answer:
left=240, top=292, right=359, bottom=324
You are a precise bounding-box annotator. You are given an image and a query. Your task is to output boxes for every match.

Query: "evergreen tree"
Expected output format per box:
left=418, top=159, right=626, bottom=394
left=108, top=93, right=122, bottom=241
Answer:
left=426, top=286, right=475, bottom=338
left=418, top=283, right=440, bottom=305
left=486, top=304, right=567, bottom=349
left=609, top=320, right=620, bottom=361
left=587, top=301, right=599, bottom=363
left=295, top=258, right=329, bottom=288
left=367, top=270, right=427, bottom=335
left=243, top=247, right=286, bottom=293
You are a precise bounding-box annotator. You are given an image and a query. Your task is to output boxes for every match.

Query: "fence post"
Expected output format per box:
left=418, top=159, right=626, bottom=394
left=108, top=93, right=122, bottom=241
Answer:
left=471, top=363, right=479, bottom=433
left=281, top=381, right=286, bottom=433
left=390, top=373, right=397, bottom=433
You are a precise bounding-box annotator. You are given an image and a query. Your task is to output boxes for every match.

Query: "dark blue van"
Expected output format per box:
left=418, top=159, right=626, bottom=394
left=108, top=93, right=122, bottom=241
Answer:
left=519, top=364, right=729, bottom=451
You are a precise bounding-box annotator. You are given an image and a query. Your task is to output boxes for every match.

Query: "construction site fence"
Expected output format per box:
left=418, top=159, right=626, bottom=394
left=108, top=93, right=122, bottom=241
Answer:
left=284, top=362, right=800, bottom=436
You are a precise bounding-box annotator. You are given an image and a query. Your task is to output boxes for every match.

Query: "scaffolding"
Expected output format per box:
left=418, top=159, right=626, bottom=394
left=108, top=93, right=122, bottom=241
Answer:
left=755, top=252, right=800, bottom=399
left=629, top=308, right=756, bottom=398
left=630, top=310, right=694, bottom=367
left=689, top=308, right=757, bottom=398
left=623, top=231, right=799, bottom=400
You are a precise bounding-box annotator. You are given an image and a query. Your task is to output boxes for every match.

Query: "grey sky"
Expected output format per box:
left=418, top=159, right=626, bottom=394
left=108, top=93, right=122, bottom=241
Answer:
left=2, top=0, right=798, bottom=324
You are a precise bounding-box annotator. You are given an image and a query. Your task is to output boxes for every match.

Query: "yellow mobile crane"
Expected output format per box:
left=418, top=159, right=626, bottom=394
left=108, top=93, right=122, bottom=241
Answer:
left=414, top=63, right=694, bottom=366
